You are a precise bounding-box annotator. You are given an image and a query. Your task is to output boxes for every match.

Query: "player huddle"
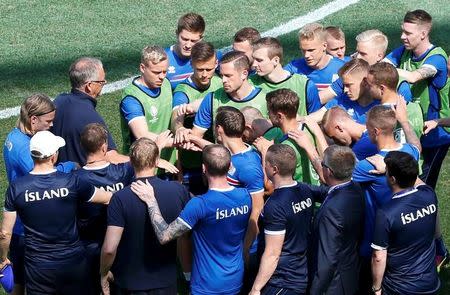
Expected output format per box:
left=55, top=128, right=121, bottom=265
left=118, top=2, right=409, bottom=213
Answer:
left=0, top=8, right=449, bottom=295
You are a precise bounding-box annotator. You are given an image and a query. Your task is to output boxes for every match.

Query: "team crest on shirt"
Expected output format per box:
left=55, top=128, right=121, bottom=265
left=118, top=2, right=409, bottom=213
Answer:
left=149, top=105, right=158, bottom=123
left=347, top=108, right=355, bottom=117
left=332, top=74, right=339, bottom=82
left=168, top=66, right=176, bottom=74
left=5, top=140, right=12, bottom=151
left=228, top=163, right=236, bottom=175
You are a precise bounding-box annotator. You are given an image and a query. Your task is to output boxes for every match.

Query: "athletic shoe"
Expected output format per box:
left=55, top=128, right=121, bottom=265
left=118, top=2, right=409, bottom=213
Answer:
left=0, top=264, right=14, bottom=293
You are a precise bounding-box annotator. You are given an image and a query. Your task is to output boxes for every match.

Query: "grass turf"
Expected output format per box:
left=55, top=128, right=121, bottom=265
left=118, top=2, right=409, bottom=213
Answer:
left=0, top=0, right=449, bottom=294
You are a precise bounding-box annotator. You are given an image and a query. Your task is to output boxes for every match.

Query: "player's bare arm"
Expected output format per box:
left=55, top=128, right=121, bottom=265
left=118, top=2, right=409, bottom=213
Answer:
left=397, top=65, right=437, bottom=84
left=129, top=118, right=174, bottom=148
left=394, top=96, right=422, bottom=152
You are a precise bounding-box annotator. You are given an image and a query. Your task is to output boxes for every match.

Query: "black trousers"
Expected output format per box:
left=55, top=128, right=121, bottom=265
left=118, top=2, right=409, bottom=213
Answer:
left=420, top=144, right=450, bottom=189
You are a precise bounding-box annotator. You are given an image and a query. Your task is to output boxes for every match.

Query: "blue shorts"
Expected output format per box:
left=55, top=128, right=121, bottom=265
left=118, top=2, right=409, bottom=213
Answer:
left=25, top=256, right=90, bottom=295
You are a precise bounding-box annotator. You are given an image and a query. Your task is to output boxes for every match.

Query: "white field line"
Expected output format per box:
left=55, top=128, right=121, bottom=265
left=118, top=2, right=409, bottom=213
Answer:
left=0, top=0, right=360, bottom=120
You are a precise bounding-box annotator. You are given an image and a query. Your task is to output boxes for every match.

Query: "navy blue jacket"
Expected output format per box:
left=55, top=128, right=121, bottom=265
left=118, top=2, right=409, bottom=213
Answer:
left=310, top=181, right=365, bottom=295
left=51, top=89, right=116, bottom=165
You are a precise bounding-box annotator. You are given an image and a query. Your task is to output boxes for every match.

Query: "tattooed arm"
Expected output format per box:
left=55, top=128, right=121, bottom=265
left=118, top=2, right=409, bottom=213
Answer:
left=397, top=65, right=437, bottom=84
left=131, top=180, right=190, bottom=245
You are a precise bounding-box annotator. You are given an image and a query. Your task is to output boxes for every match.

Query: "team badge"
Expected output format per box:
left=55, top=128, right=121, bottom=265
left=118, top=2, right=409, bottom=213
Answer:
left=168, top=66, right=176, bottom=74
left=149, top=105, right=159, bottom=123
left=5, top=140, right=12, bottom=151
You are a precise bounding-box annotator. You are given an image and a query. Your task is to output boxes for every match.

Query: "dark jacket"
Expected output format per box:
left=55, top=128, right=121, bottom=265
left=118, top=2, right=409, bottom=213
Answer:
left=310, top=181, right=365, bottom=295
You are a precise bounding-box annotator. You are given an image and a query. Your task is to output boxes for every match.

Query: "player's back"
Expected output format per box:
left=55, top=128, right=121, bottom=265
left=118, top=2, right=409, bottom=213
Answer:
left=109, top=176, right=189, bottom=290
left=375, top=185, right=439, bottom=294
left=76, top=162, right=134, bottom=242
left=227, top=146, right=264, bottom=193
left=180, top=187, right=251, bottom=294
left=5, top=171, right=94, bottom=263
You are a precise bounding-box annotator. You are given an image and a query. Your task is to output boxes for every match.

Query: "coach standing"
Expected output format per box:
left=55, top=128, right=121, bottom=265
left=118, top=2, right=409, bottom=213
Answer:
left=309, top=145, right=365, bottom=295
left=51, top=57, right=126, bottom=165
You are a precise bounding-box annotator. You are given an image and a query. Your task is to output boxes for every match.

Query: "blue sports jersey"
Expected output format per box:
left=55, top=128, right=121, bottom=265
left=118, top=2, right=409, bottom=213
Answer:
left=3, top=128, right=76, bottom=236
left=165, top=45, right=193, bottom=89
left=227, top=146, right=264, bottom=195
left=372, top=185, right=440, bottom=294
left=179, top=187, right=252, bottom=295
left=75, top=163, right=134, bottom=242
left=284, top=56, right=344, bottom=91
left=386, top=45, right=450, bottom=147
left=5, top=170, right=96, bottom=266
left=324, top=94, right=379, bottom=124
left=172, top=76, right=197, bottom=108
left=329, top=78, right=413, bottom=103
left=342, top=56, right=352, bottom=62
left=227, top=146, right=264, bottom=254
left=261, top=182, right=316, bottom=292
left=120, top=82, right=161, bottom=123
left=353, top=143, right=420, bottom=257
left=350, top=130, right=378, bottom=161
left=194, top=87, right=263, bottom=130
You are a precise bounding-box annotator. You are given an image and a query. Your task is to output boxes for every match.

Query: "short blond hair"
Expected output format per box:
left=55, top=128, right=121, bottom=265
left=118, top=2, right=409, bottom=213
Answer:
left=356, top=29, right=388, bottom=54
left=141, top=45, right=167, bottom=66
left=299, top=23, right=326, bottom=42
left=325, top=26, right=345, bottom=41
left=130, top=138, right=159, bottom=172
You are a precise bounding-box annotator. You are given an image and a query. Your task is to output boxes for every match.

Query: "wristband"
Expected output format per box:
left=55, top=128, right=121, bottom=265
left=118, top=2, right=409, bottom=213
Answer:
left=372, top=285, right=382, bottom=292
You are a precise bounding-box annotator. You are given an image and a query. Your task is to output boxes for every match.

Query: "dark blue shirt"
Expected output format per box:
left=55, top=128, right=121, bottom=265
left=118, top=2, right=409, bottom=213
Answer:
left=51, top=89, right=117, bottom=165
left=4, top=170, right=96, bottom=266
left=75, top=162, right=134, bottom=243
left=108, top=176, right=190, bottom=291
left=260, top=182, right=319, bottom=292
left=3, top=128, right=76, bottom=236
left=372, top=185, right=440, bottom=294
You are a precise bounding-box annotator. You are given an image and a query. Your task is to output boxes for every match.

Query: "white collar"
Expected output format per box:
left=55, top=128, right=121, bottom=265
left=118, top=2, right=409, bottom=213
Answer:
left=276, top=181, right=298, bottom=189
left=30, top=168, right=57, bottom=175
left=210, top=186, right=234, bottom=192
left=328, top=181, right=352, bottom=194
left=83, top=162, right=111, bottom=170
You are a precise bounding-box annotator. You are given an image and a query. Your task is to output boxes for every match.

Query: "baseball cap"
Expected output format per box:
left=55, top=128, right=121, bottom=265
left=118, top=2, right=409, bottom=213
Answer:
left=30, top=131, right=66, bottom=159
left=0, top=264, right=14, bottom=293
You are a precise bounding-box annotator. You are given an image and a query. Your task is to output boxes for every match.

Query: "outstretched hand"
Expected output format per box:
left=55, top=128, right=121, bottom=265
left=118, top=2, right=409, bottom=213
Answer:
left=177, top=103, right=195, bottom=117
left=157, top=159, right=179, bottom=174
left=253, top=136, right=273, bottom=155
left=155, top=130, right=174, bottom=151
left=423, top=120, right=438, bottom=135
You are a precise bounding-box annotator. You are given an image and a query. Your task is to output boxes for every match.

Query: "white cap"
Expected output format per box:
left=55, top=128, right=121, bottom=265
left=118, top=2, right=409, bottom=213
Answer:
left=30, top=131, right=66, bottom=159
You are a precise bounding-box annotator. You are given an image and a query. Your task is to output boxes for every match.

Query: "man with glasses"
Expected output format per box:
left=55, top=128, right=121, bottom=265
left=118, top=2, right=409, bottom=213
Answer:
left=51, top=57, right=126, bottom=165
